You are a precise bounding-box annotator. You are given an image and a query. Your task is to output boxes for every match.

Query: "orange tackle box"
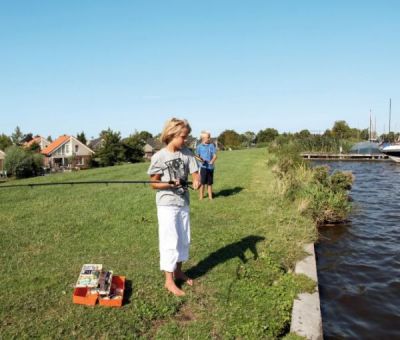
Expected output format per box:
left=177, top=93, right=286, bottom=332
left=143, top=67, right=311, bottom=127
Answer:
left=98, top=275, right=126, bottom=307
left=72, top=287, right=99, bottom=306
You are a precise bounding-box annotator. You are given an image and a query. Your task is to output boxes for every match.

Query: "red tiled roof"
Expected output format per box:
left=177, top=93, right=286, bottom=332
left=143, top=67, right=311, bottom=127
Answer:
left=24, top=136, right=42, bottom=147
left=41, top=135, right=70, bottom=155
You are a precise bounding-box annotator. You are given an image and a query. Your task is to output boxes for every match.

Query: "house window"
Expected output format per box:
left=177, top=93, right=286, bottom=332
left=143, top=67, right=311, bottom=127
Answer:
left=75, top=145, right=79, bottom=153
left=66, top=144, right=70, bottom=153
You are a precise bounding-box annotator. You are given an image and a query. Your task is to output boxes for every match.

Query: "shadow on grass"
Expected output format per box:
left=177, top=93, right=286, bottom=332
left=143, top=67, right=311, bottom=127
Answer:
left=213, top=186, right=244, bottom=198
left=124, top=279, right=133, bottom=306
left=186, top=235, right=265, bottom=280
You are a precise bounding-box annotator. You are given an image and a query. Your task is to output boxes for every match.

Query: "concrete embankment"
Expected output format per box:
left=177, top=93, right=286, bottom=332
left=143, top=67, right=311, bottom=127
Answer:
left=290, top=243, right=323, bottom=340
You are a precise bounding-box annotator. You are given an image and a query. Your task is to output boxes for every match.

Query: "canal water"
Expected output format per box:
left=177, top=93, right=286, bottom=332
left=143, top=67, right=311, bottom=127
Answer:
left=314, top=161, right=400, bottom=339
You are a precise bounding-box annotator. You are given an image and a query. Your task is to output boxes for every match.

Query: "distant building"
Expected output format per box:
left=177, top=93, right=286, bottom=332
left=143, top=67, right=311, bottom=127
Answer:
left=0, top=150, right=5, bottom=174
left=143, top=138, right=163, bottom=160
left=88, top=137, right=105, bottom=152
left=41, top=135, right=95, bottom=169
left=23, top=135, right=51, bottom=151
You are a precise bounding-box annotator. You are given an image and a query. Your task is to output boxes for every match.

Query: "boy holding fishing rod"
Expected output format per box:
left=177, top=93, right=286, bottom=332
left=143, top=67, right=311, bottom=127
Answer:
left=147, top=118, right=200, bottom=296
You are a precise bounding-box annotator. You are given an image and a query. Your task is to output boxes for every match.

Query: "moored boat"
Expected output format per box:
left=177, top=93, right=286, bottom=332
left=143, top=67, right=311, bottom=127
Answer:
left=380, top=144, right=400, bottom=162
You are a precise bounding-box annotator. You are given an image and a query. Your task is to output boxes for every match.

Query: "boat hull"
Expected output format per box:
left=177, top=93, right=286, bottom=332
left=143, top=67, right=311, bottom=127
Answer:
left=381, top=146, right=400, bottom=162
left=385, top=154, right=400, bottom=162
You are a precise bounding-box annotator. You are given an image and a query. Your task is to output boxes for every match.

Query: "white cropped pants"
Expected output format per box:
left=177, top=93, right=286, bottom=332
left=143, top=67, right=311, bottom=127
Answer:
left=157, top=205, right=190, bottom=272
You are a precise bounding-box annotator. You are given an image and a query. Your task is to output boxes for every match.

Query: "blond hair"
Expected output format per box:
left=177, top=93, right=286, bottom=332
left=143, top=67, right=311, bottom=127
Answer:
left=160, top=118, right=192, bottom=144
left=200, top=130, right=211, bottom=139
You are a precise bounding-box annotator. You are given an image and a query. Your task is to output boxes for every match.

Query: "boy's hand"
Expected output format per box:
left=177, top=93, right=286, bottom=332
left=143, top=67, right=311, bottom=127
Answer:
left=169, top=179, right=182, bottom=187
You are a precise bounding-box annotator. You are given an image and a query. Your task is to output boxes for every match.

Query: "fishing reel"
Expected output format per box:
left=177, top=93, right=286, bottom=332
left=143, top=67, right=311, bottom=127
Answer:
left=169, top=178, right=190, bottom=194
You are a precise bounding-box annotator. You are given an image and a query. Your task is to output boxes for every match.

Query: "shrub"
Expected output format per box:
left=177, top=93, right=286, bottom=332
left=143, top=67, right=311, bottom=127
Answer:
left=4, top=145, right=44, bottom=178
left=269, top=144, right=353, bottom=225
left=330, top=171, right=353, bottom=192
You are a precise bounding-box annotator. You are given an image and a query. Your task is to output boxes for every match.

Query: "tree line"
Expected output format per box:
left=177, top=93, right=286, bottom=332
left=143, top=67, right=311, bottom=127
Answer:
left=1, top=120, right=394, bottom=179
left=218, top=120, right=374, bottom=150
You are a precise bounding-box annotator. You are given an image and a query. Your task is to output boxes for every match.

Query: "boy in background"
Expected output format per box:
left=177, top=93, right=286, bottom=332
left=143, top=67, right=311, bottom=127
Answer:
left=196, top=131, right=217, bottom=200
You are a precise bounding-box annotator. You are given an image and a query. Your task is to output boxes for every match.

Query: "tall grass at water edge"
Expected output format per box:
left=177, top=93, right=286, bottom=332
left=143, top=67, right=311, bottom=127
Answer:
left=268, top=143, right=353, bottom=226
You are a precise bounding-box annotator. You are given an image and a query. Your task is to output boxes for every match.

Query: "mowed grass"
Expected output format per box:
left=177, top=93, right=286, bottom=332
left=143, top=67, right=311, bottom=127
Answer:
left=0, top=148, right=316, bottom=339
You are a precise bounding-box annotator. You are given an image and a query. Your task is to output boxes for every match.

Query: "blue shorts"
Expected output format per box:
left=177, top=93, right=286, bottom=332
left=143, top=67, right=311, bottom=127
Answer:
left=200, top=167, right=214, bottom=185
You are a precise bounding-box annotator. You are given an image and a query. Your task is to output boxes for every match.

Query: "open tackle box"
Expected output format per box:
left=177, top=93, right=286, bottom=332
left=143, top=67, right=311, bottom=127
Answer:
left=72, top=264, right=125, bottom=307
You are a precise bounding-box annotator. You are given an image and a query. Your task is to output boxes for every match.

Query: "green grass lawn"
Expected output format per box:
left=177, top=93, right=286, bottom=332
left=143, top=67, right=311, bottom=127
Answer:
left=0, top=148, right=316, bottom=339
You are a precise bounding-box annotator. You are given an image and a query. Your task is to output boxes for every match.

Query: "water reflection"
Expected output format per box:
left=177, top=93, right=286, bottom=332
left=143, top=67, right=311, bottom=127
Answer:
left=314, top=161, right=400, bottom=338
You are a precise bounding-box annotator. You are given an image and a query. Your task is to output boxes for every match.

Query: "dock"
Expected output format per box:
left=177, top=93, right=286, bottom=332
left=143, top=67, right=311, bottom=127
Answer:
left=301, top=153, right=389, bottom=161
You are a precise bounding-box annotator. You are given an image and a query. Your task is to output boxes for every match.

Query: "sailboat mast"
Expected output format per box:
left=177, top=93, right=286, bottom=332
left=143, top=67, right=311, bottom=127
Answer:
left=389, top=98, right=392, bottom=134
left=369, top=109, right=372, bottom=141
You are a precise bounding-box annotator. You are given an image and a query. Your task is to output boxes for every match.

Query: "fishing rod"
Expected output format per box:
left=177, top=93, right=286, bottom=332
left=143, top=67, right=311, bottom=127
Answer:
left=0, top=179, right=193, bottom=189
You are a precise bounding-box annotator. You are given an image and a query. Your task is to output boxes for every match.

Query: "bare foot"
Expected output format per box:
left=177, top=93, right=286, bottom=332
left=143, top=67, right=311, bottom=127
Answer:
left=165, top=281, right=185, bottom=296
left=174, top=270, right=194, bottom=286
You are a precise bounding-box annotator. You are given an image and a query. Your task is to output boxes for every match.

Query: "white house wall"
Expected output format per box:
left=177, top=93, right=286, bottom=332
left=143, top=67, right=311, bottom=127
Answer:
left=51, top=138, right=94, bottom=157
left=39, top=137, right=50, bottom=150
left=53, top=143, right=71, bottom=156
left=70, top=138, right=93, bottom=156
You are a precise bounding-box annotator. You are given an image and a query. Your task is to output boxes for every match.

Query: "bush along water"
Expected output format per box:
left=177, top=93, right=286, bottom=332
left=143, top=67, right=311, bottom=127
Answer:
left=268, top=143, right=353, bottom=225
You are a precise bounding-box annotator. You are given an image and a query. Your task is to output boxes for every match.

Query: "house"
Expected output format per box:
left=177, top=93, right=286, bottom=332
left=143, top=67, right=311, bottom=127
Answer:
left=143, top=138, right=163, bottom=160
left=88, top=137, right=105, bottom=152
left=0, top=150, right=5, bottom=174
left=23, top=135, right=51, bottom=151
left=41, top=135, right=94, bottom=169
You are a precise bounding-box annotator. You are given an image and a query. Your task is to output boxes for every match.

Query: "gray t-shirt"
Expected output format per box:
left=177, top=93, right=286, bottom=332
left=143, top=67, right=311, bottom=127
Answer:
left=147, top=147, right=199, bottom=206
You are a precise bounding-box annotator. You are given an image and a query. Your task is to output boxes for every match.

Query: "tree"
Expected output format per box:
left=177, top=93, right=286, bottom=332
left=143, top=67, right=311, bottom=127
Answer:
left=11, top=126, right=24, bottom=145
left=28, top=142, right=41, bottom=153
left=218, top=130, right=242, bottom=149
left=21, top=133, right=33, bottom=143
left=331, top=120, right=351, bottom=139
left=380, top=131, right=397, bottom=143
left=137, top=131, right=153, bottom=142
left=295, top=129, right=311, bottom=139
left=360, top=128, right=369, bottom=140
left=256, top=128, right=279, bottom=143
left=123, top=132, right=145, bottom=163
left=47, top=136, right=53, bottom=142
left=76, top=131, right=87, bottom=145
left=323, top=129, right=333, bottom=138
left=0, top=134, right=12, bottom=151
left=4, top=145, right=44, bottom=178
left=241, top=131, right=256, bottom=147
left=96, top=128, right=125, bottom=166
left=349, top=128, right=360, bottom=139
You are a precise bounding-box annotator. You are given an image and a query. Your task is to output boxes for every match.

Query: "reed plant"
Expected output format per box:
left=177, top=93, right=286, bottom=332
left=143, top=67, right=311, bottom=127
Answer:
left=268, top=144, right=353, bottom=225
left=273, top=134, right=355, bottom=153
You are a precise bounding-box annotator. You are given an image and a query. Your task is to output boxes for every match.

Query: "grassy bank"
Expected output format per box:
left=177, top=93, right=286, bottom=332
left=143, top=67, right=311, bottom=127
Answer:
left=0, top=148, right=317, bottom=339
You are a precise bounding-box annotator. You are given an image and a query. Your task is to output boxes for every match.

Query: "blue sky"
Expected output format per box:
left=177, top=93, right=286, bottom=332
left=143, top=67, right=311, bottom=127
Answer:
left=1, top=1, right=399, bottom=139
